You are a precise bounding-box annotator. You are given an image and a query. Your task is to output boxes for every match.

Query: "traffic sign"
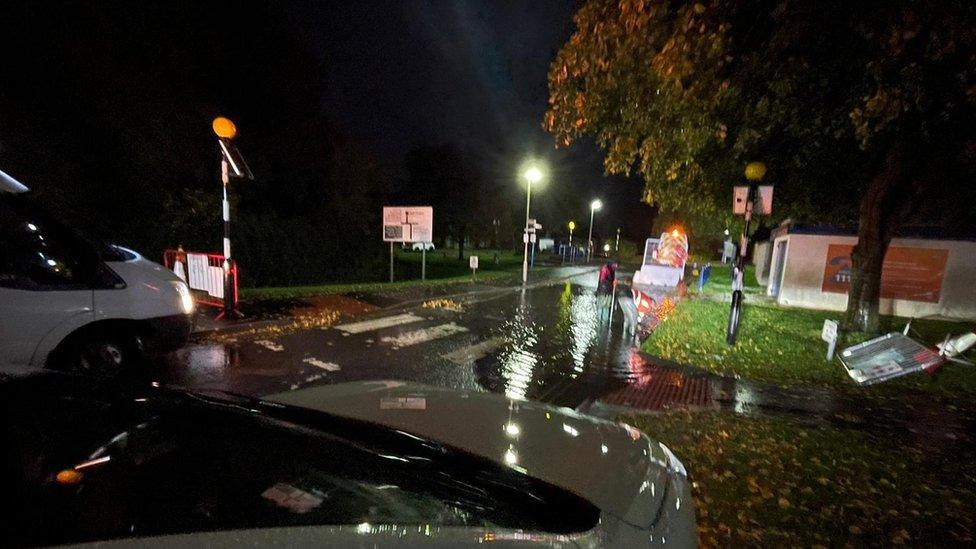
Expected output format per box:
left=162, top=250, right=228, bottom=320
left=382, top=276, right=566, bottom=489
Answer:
left=822, top=319, right=839, bottom=361
left=733, top=185, right=774, bottom=215
left=383, top=206, right=433, bottom=243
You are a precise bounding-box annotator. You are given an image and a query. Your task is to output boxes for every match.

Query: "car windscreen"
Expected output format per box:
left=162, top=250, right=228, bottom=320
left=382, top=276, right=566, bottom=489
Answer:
left=0, top=378, right=600, bottom=547
left=0, top=193, right=130, bottom=264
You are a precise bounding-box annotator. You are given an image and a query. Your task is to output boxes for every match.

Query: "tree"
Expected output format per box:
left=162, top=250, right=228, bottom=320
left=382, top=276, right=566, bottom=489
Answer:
left=405, top=144, right=484, bottom=260
left=545, top=0, right=976, bottom=332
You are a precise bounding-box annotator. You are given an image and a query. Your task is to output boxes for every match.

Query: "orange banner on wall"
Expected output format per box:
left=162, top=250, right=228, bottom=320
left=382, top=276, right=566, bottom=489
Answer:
left=822, top=244, right=949, bottom=303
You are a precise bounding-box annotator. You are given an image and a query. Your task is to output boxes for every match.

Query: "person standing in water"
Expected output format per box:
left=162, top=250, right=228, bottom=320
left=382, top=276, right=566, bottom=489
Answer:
left=596, top=259, right=618, bottom=309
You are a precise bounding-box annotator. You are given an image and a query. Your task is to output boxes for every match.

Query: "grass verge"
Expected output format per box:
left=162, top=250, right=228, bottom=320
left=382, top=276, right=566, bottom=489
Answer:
left=240, top=270, right=516, bottom=301
left=641, top=298, right=976, bottom=398
left=624, top=410, right=975, bottom=547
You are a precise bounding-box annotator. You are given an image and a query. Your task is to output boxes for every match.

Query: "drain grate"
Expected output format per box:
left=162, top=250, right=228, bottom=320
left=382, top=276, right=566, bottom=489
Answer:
left=600, top=363, right=711, bottom=411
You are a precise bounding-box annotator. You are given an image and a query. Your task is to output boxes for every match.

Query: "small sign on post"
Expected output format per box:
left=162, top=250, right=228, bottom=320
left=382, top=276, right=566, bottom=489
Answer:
left=821, top=319, right=839, bottom=361
left=469, top=255, right=479, bottom=282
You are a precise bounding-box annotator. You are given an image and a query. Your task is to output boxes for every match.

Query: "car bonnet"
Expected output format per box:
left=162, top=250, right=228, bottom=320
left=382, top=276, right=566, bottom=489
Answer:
left=266, top=380, right=675, bottom=529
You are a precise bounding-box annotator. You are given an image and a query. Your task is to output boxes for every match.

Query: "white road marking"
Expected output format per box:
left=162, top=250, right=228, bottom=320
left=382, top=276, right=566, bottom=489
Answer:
left=381, top=323, right=469, bottom=349
left=302, top=357, right=341, bottom=371
left=441, top=337, right=505, bottom=364
left=254, top=340, right=284, bottom=352
left=335, top=313, right=425, bottom=334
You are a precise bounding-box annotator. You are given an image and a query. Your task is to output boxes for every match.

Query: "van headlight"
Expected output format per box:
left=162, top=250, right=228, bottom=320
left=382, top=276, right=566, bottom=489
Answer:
left=173, top=281, right=195, bottom=314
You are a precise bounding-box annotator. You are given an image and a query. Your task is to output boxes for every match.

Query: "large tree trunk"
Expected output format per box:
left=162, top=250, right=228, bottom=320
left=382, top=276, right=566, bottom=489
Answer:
left=844, top=142, right=917, bottom=333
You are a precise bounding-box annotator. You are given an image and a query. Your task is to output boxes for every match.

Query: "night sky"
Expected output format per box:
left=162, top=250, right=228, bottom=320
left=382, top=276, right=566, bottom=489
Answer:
left=0, top=0, right=654, bottom=247
left=280, top=0, right=654, bottom=239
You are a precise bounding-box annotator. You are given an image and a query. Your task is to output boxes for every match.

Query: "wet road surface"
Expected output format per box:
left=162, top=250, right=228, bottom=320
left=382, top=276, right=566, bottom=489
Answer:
left=158, top=271, right=654, bottom=409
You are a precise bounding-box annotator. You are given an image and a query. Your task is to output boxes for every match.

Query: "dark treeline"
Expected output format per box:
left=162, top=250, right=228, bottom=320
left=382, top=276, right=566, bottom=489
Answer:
left=0, top=1, right=400, bottom=286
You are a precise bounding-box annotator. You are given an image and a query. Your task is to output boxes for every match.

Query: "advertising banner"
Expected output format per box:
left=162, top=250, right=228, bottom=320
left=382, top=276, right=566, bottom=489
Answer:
left=822, top=244, right=948, bottom=303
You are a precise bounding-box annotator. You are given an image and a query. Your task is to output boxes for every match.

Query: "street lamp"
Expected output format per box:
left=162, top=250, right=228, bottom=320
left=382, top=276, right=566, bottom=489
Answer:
left=521, top=163, right=544, bottom=284
left=567, top=220, right=576, bottom=263
left=586, top=199, right=602, bottom=263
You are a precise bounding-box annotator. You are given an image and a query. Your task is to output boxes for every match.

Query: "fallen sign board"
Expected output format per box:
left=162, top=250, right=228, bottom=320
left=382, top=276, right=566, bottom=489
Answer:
left=839, top=332, right=944, bottom=386
left=383, top=206, right=433, bottom=243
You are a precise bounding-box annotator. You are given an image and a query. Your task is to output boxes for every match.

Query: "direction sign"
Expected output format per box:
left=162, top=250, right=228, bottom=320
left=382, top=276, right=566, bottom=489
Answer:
left=732, top=185, right=774, bottom=215
left=383, top=206, right=433, bottom=243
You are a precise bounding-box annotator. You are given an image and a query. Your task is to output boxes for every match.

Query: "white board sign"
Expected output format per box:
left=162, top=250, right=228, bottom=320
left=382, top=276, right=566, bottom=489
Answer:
left=733, top=185, right=774, bottom=215
left=469, top=255, right=479, bottom=270
left=821, top=320, right=838, bottom=342
left=383, top=206, right=433, bottom=243
left=822, top=319, right=839, bottom=361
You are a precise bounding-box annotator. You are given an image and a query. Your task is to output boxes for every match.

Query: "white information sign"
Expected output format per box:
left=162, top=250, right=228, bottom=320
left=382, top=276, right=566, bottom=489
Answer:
left=732, top=185, right=774, bottom=215
left=469, top=255, right=479, bottom=270
left=383, top=206, right=433, bottom=243
left=822, top=319, right=839, bottom=361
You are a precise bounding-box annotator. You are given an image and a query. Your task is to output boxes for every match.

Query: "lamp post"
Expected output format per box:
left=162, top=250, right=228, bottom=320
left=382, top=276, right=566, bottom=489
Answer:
left=521, top=165, right=543, bottom=284
left=586, top=199, right=602, bottom=263
left=567, top=220, right=576, bottom=263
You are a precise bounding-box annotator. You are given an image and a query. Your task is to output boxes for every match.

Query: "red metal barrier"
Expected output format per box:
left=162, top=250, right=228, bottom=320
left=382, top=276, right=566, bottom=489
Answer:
left=163, top=248, right=238, bottom=309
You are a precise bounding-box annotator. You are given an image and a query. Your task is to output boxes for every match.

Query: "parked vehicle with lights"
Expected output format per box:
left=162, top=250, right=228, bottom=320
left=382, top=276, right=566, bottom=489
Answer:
left=0, top=374, right=696, bottom=548
left=0, top=169, right=193, bottom=375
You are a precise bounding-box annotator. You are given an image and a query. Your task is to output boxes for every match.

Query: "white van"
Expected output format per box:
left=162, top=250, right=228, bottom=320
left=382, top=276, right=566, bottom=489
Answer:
left=0, top=169, right=193, bottom=375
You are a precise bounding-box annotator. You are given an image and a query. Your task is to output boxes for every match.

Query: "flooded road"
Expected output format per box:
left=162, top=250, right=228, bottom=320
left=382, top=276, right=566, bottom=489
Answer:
left=157, top=274, right=656, bottom=409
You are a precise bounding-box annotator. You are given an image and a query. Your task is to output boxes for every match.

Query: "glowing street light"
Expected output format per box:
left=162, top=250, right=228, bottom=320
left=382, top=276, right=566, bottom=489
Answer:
left=586, top=199, right=602, bottom=263
left=520, top=162, right=545, bottom=284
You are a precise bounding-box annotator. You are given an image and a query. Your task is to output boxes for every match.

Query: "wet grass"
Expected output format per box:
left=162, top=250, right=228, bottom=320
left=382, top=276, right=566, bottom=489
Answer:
left=624, top=410, right=975, bottom=547
left=240, top=270, right=517, bottom=301
left=240, top=248, right=547, bottom=301
left=641, top=298, right=976, bottom=398
left=691, top=264, right=763, bottom=295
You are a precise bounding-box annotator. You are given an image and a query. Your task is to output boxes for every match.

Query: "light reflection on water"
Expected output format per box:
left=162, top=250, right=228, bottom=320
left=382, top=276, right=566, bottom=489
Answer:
left=480, top=284, right=638, bottom=406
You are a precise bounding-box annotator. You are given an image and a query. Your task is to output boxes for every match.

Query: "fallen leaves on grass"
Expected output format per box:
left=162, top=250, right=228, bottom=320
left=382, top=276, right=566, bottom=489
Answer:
left=622, top=410, right=976, bottom=547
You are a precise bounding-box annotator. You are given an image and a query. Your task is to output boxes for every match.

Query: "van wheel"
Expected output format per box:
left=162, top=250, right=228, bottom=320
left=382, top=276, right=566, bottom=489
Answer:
left=71, top=335, right=144, bottom=377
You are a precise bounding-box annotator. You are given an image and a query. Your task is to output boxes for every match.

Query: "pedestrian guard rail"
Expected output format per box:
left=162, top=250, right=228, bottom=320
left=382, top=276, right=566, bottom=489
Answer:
left=163, top=249, right=238, bottom=308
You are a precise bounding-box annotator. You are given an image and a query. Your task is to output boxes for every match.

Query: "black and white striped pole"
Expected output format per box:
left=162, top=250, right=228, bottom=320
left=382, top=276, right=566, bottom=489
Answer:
left=220, top=158, right=234, bottom=317
left=212, top=116, right=253, bottom=319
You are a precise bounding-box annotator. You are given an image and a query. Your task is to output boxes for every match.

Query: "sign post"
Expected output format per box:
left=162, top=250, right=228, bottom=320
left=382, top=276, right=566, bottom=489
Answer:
left=421, top=246, right=426, bottom=281
left=211, top=116, right=253, bottom=319
left=821, top=319, right=839, bottom=361
left=727, top=162, right=772, bottom=345
left=383, top=206, right=433, bottom=283
left=470, top=255, right=479, bottom=282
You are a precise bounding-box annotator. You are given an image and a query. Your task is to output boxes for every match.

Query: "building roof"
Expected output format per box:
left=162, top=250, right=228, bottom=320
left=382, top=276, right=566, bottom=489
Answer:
left=785, top=223, right=976, bottom=242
